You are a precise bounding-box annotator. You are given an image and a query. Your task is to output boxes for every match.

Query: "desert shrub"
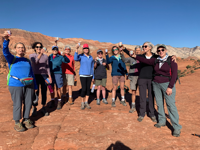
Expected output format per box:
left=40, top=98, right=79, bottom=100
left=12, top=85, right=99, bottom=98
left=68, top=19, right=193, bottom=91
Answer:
left=180, top=74, right=185, bottom=77
left=186, top=65, right=191, bottom=69
left=193, top=65, right=196, bottom=68
left=197, top=59, right=200, bottom=63
left=191, top=70, right=195, bottom=73
left=190, top=58, right=195, bottom=61
left=181, top=58, right=184, bottom=60
left=182, top=69, right=187, bottom=73
left=187, top=72, right=190, bottom=74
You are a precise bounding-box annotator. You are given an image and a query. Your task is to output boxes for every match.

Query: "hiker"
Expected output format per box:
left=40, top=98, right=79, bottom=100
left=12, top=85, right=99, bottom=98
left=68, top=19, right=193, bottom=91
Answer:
left=48, top=46, right=70, bottom=110
left=29, top=42, right=52, bottom=116
left=132, top=44, right=182, bottom=137
left=94, top=49, right=108, bottom=105
left=3, top=31, right=37, bottom=132
left=74, top=43, right=94, bottom=110
left=62, top=46, right=76, bottom=105
left=106, top=46, right=128, bottom=107
left=120, top=46, right=142, bottom=113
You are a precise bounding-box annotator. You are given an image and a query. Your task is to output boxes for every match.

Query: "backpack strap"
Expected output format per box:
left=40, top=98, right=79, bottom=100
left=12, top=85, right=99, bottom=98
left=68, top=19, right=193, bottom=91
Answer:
left=7, top=56, right=16, bottom=85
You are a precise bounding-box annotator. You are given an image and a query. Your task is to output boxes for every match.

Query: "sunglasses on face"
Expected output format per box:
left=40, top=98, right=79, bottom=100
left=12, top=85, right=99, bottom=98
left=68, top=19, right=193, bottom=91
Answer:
left=142, top=45, right=148, bottom=48
left=36, top=46, right=42, bottom=49
left=113, top=48, right=118, bottom=51
left=157, top=49, right=165, bottom=53
left=65, top=49, right=70, bottom=51
left=98, top=52, right=103, bottom=55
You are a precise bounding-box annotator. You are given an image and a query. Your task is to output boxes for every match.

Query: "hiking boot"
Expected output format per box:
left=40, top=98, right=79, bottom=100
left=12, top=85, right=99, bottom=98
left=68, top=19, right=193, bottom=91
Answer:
left=32, top=107, right=37, bottom=117
left=96, top=99, right=100, bottom=105
left=41, top=107, right=49, bottom=116
left=137, top=116, right=144, bottom=122
left=81, top=103, right=85, bottom=110
left=129, top=104, right=136, bottom=113
left=150, top=116, right=157, bottom=122
left=49, top=100, right=55, bottom=108
left=68, top=97, right=74, bottom=105
left=14, top=123, right=26, bottom=132
left=85, top=103, right=91, bottom=109
left=111, top=101, right=116, bottom=107
left=57, top=101, right=62, bottom=110
left=154, top=123, right=166, bottom=128
left=173, top=129, right=181, bottom=137
left=120, top=100, right=127, bottom=106
left=102, top=99, right=108, bottom=104
left=23, top=119, right=34, bottom=129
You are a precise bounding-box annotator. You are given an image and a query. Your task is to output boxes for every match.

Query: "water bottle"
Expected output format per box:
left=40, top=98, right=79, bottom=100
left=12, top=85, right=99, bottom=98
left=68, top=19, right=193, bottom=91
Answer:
left=48, top=85, right=54, bottom=93
left=91, top=84, right=95, bottom=93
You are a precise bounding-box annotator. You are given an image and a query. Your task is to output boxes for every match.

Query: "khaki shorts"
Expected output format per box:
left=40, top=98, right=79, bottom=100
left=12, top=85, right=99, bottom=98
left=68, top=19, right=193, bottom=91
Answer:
left=129, top=76, right=138, bottom=90
left=112, top=76, right=125, bottom=85
left=63, top=74, right=74, bottom=86
left=95, top=78, right=107, bottom=87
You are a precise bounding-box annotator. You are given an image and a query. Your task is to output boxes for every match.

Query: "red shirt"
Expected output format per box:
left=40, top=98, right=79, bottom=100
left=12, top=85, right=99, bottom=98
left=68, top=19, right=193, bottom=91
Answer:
left=62, top=54, right=75, bottom=75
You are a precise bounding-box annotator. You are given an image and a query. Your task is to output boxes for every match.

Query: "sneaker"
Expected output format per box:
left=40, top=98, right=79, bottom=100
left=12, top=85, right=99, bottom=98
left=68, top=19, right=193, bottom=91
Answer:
left=173, top=129, right=181, bottom=137
left=23, top=119, right=34, bottom=129
left=49, top=100, right=55, bottom=108
left=137, top=116, right=144, bottom=122
left=154, top=123, right=166, bottom=128
left=85, top=103, right=91, bottom=109
left=68, top=97, right=74, bottom=105
left=32, top=107, right=37, bottom=117
left=111, top=101, right=116, bottom=107
left=129, top=105, right=136, bottom=113
left=96, top=99, right=100, bottom=105
left=57, top=101, right=62, bottom=110
left=120, top=100, right=127, bottom=106
left=150, top=116, right=157, bottom=122
left=41, top=107, right=49, bottom=116
left=14, top=123, right=26, bottom=132
left=102, top=99, right=108, bottom=104
left=81, top=103, right=85, bottom=110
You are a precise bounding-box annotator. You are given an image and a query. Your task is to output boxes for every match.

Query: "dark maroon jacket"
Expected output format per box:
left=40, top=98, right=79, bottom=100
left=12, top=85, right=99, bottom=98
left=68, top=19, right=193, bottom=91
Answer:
left=136, top=55, right=177, bottom=89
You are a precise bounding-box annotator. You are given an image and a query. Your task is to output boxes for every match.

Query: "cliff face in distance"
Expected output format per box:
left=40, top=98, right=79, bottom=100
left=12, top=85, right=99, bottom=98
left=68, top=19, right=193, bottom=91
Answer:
left=0, top=28, right=199, bottom=58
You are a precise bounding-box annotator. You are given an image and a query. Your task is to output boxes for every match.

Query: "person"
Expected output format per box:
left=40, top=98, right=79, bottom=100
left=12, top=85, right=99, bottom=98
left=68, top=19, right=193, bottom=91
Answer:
left=3, top=31, right=37, bottom=132
left=29, top=42, right=52, bottom=116
left=62, top=46, right=76, bottom=105
left=132, top=44, right=182, bottom=137
left=120, top=46, right=142, bottom=113
left=106, top=46, right=128, bottom=107
left=74, top=43, right=94, bottom=110
left=94, top=49, right=108, bottom=105
left=48, top=46, right=70, bottom=110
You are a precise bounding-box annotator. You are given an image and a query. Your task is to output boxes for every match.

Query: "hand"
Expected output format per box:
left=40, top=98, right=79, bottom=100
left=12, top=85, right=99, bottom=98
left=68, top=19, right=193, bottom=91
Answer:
left=76, top=44, right=80, bottom=50
left=3, top=31, right=9, bottom=41
left=48, top=77, right=52, bottom=84
left=105, top=49, right=108, bottom=55
left=102, top=62, right=106, bottom=66
left=92, top=79, right=94, bottom=83
left=61, top=51, right=65, bottom=56
left=166, top=88, right=172, bottom=96
left=41, top=48, right=45, bottom=54
left=171, top=55, right=177, bottom=63
left=95, top=57, right=98, bottom=62
left=74, top=76, right=76, bottom=80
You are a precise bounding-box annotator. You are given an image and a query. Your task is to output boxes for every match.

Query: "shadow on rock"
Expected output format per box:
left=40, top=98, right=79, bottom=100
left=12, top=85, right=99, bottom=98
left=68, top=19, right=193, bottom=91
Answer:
left=107, top=141, right=131, bottom=150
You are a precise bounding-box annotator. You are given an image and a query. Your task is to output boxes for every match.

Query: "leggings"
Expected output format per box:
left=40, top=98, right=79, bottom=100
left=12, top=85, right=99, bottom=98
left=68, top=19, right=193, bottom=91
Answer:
left=80, top=76, right=93, bottom=97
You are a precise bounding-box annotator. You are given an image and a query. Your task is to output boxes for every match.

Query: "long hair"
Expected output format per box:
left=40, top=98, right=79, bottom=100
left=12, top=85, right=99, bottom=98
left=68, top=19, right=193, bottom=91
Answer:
left=111, top=46, right=119, bottom=55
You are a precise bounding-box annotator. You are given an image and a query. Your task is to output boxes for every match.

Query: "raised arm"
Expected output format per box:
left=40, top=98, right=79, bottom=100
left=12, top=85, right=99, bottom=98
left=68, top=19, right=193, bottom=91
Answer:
left=3, top=39, right=14, bottom=65
left=121, top=53, right=130, bottom=63
left=106, top=54, right=113, bottom=64
left=135, top=55, right=156, bottom=66
left=62, top=55, right=70, bottom=63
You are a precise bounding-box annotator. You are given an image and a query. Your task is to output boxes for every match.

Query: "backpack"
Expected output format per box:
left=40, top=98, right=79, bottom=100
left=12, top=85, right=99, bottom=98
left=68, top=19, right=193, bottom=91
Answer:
left=154, top=56, right=180, bottom=84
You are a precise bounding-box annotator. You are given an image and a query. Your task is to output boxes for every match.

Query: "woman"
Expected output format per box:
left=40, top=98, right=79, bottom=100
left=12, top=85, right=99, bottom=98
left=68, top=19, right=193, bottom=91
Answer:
left=3, top=31, right=37, bottom=132
left=48, top=46, right=70, bottom=110
left=29, top=42, right=52, bottom=116
left=74, top=43, right=94, bottom=110
left=106, top=46, right=128, bottom=107
left=132, top=44, right=182, bottom=137
left=62, top=46, right=76, bottom=105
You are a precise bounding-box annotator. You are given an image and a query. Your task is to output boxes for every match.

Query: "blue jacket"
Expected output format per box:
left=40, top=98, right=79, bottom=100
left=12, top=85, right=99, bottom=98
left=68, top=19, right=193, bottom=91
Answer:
left=74, top=52, right=94, bottom=79
left=106, top=54, right=128, bottom=76
left=49, top=54, right=70, bottom=74
left=3, top=40, right=38, bottom=89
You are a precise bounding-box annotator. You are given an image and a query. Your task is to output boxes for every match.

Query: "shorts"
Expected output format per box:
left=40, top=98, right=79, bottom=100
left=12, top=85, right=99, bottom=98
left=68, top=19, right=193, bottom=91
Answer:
left=63, top=74, right=74, bottom=86
left=95, top=78, right=107, bottom=87
left=51, top=73, right=64, bottom=88
left=112, top=76, right=125, bottom=85
left=129, top=76, right=138, bottom=90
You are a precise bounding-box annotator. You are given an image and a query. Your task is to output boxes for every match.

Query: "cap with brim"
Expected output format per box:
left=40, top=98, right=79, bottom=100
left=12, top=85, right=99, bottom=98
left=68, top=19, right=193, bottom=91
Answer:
left=157, top=44, right=166, bottom=49
left=52, top=46, right=59, bottom=50
left=97, top=49, right=103, bottom=54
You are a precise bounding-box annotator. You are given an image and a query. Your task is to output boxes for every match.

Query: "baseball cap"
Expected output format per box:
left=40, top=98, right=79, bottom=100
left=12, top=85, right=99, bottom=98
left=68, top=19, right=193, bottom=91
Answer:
left=97, top=49, right=103, bottom=54
left=157, top=44, right=166, bottom=49
left=52, top=46, right=59, bottom=50
left=83, top=44, right=89, bottom=49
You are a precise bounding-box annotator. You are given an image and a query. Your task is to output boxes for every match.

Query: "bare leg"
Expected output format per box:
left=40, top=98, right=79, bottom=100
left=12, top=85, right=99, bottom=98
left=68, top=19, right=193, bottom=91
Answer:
left=102, top=86, right=106, bottom=99
left=96, top=85, right=101, bottom=100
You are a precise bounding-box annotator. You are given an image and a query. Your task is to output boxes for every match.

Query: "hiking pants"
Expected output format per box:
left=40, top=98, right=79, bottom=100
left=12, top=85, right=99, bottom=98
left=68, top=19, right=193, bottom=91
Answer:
left=9, top=84, right=35, bottom=121
left=80, top=76, right=93, bottom=97
left=152, top=81, right=182, bottom=130
left=33, top=74, right=47, bottom=106
left=138, top=78, right=155, bottom=117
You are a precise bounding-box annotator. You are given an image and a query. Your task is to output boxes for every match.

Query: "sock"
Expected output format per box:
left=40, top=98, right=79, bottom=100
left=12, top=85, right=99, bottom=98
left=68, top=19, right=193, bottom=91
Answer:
left=112, top=98, right=115, bottom=102
left=81, top=102, right=84, bottom=105
left=85, top=102, right=88, bottom=104
left=51, top=98, right=55, bottom=101
left=132, top=102, right=135, bottom=105
left=97, top=99, right=100, bottom=100
left=69, top=95, right=72, bottom=98
left=103, top=98, right=106, bottom=100
left=58, top=99, right=61, bottom=101
left=121, top=96, right=125, bottom=101
left=15, top=120, right=20, bottom=124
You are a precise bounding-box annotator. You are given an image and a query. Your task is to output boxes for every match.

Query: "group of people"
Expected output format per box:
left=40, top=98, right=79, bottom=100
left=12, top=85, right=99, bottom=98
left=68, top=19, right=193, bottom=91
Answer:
left=2, top=30, right=181, bottom=137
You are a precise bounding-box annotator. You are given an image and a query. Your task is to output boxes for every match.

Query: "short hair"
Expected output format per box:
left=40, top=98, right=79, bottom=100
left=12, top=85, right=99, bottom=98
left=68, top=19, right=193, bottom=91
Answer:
left=143, top=41, right=154, bottom=50
left=111, top=46, right=119, bottom=55
left=32, top=42, right=43, bottom=49
left=64, top=46, right=71, bottom=51
left=135, top=45, right=142, bottom=51
left=14, top=42, right=26, bottom=51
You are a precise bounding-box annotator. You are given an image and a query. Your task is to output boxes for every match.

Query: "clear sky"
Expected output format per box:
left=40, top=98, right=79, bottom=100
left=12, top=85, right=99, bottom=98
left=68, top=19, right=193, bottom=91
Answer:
left=0, top=0, right=199, bottom=48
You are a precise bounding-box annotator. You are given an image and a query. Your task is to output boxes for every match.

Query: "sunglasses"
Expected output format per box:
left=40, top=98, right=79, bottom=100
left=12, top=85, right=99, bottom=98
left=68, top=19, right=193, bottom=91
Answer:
left=142, top=45, right=148, bottom=48
left=113, top=48, right=118, bottom=51
left=97, top=52, right=103, bottom=55
left=36, top=46, right=42, bottom=49
left=157, top=49, right=165, bottom=53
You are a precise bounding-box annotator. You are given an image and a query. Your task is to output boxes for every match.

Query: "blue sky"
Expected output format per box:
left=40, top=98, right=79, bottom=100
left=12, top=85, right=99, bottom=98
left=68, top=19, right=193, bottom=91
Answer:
left=0, top=0, right=199, bottom=48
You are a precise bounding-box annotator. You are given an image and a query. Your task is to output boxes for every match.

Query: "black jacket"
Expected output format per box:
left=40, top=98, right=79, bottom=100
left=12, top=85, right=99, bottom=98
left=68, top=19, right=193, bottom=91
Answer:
left=94, top=58, right=107, bottom=80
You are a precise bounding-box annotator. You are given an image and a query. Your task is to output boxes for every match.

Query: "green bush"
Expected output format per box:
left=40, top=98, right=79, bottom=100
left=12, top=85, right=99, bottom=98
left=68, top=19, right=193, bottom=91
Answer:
left=197, top=59, right=200, bottom=62
left=193, top=65, right=196, bottom=68
left=190, top=58, right=195, bottom=61
left=186, top=65, right=191, bottom=69
left=191, top=70, right=195, bottom=73
left=180, top=74, right=185, bottom=77
left=187, top=72, right=190, bottom=74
